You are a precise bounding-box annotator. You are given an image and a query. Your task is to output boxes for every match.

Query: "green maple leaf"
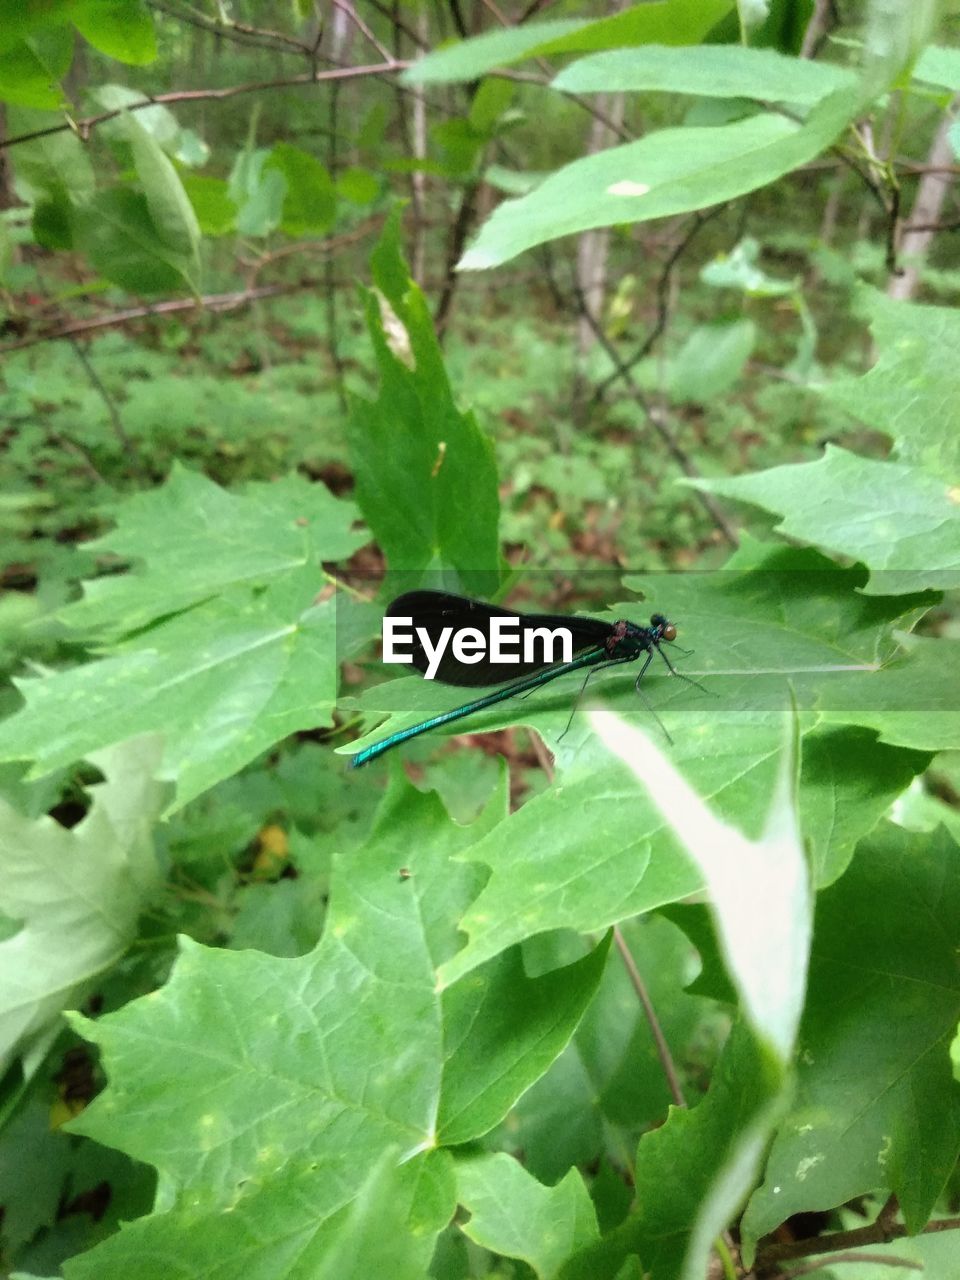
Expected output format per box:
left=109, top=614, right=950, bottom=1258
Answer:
left=557, top=706, right=810, bottom=1280
left=799, top=726, right=930, bottom=885
left=363, top=544, right=933, bottom=986
left=562, top=1025, right=784, bottom=1280
left=456, top=1151, right=600, bottom=1279
left=0, top=738, right=166, bottom=1076
left=742, top=822, right=960, bottom=1245
left=688, top=293, right=960, bottom=595
left=62, top=776, right=609, bottom=1278
left=2, top=567, right=340, bottom=812
left=825, top=290, right=960, bottom=477
left=57, top=467, right=364, bottom=640
left=691, top=447, right=960, bottom=595
left=1, top=461, right=367, bottom=812
left=817, top=634, right=960, bottom=752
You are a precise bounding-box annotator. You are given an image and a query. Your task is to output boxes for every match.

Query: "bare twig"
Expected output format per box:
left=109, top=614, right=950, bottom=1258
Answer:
left=783, top=1252, right=922, bottom=1277
left=448, top=0, right=470, bottom=40
left=434, top=181, right=479, bottom=341
left=29, top=260, right=140, bottom=465
left=325, top=83, right=348, bottom=412
left=902, top=216, right=960, bottom=232
left=518, top=0, right=560, bottom=18
left=613, top=925, right=686, bottom=1108
left=897, top=162, right=960, bottom=174
left=48, top=431, right=109, bottom=485
left=5, top=217, right=382, bottom=353
left=756, top=1213, right=960, bottom=1270
left=477, top=0, right=510, bottom=22
left=834, top=119, right=893, bottom=217
left=571, top=274, right=739, bottom=548
left=887, top=96, right=960, bottom=300
left=4, top=281, right=319, bottom=352
left=70, top=339, right=134, bottom=454
left=883, top=180, right=902, bottom=272
left=365, top=0, right=429, bottom=49
left=458, top=0, right=636, bottom=145
left=383, top=0, right=638, bottom=334
left=593, top=206, right=726, bottom=402
left=331, top=0, right=393, bottom=62
left=1, top=61, right=407, bottom=151
left=800, top=0, right=840, bottom=59
left=147, top=1, right=314, bottom=56
left=401, top=1, right=430, bottom=284
left=237, top=215, right=383, bottom=284
left=481, top=39, right=635, bottom=142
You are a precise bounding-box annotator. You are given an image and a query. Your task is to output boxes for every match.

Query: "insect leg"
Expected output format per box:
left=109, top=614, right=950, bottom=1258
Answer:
left=557, top=654, right=637, bottom=743
left=655, top=645, right=712, bottom=696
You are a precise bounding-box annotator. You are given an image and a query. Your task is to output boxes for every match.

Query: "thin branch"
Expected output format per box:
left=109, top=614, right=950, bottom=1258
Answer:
left=876, top=1195, right=901, bottom=1235
left=756, top=1214, right=960, bottom=1269
left=570, top=273, right=739, bottom=548
left=181, top=1, right=312, bottom=53
left=70, top=339, right=134, bottom=454
left=784, top=1253, right=922, bottom=1277
left=444, top=0, right=637, bottom=147
left=398, top=0, right=429, bottom=284
left=897, top=162, right=960, bottom=174
left=29, top=259, right=141, bottom=467
left=448, top=0, right=470, bottom=40
left=3, top=281, right=322, bottom=352
left=236, top=215, right=384, bottom=285
left=593, top=206, right=726, bottom=402
left=800, top=0, right=840, bottom=59
left=324, top=83, right=348, bottom=413
left=555, top=88, right=634, bottom=145
left=518, top=0, right=561, bottom=19
left=613, top=926, right=686, bottom=1108
left=888, top=96, right=960, bottom=299
left=434, top=182, right=478, bottom=341
left=331, top=0, right=393, bottom=62
left=1, top=61, right=407, bottom=151
left=365, top=0, right=429, bottom=48
left=477, top=0, right=510, bottom=22
left=884, top=179, right=901, bottom=272
left=146, top=1, right=314, bottom=56
left=477, top=19, right=635, bottom=143
left=902, top=215, right=960, bottom=232
left=48, top=431, right=109, bottom=486
left=6, top=217, right=382, bottom=353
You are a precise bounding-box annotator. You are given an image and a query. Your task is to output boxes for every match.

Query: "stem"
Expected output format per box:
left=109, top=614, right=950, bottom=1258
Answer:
left=756, top=1213, right=960, bottom=1269
left=612, top=925, right=685, bottom=1108
left=570, top=274, right=740, bottom=548
left=3, top=218, right=382, bottom=353
left=783, top=1252, right=922, bottom=1277
left=70, top=338, right=142, bottom=471
left=1, top=61, right=407, bottom=151
left=325, top=83, right=348, bottom=413
left=713, top=1232, right=737, bottom=1280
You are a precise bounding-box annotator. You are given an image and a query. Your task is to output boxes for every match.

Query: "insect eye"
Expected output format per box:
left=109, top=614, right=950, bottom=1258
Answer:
left=662, top=623, right=677, bottom=642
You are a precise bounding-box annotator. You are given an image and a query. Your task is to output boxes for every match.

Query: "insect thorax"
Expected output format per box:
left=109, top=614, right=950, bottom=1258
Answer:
left=606, top=620, right=650, bottom=660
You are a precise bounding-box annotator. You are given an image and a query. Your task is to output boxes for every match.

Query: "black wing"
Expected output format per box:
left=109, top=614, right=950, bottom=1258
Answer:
left=383, top=590, right=612, bottom=687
